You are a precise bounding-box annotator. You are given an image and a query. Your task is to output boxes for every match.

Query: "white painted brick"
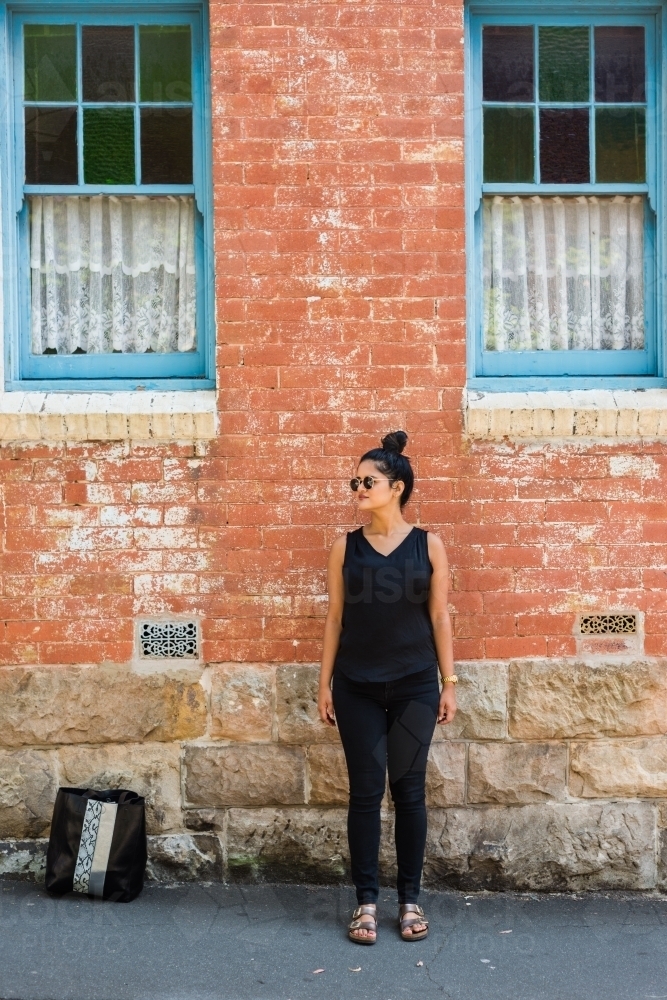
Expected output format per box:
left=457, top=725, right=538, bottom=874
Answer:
left=0, top=391, right=215, bottom=442
left=638, top=409, right=660, bottom=437
left=40, top=413, right=66, bottom=439
left=510, top=409, right=533, bottom=437
left=172, top=412, right=195, bottom=439
left=617, top=409, right=639, bottom=437
left=194, top=410, right=216, bottom=439
left=573, top=410, right=597, bottom=436
left=106, top=412, right=129, bottom=439
left=464, top=389, right=667, bottom=441
left=64, top=413, right=88, bottom=439
left=595, top=409, right=618, bottom=437
left=552, top=408, right=574, bottom=436
left=465, top=407, right=489, bottom=437
left=86, top=412, right=109, bottom=440
left=0, top=414, right=15, bottom=439
left=531, top=409, right=554, bottom=437
left=489, top=408, right=512, bottom=437
left=128, top=413, right=152, bottom=440
left=151, top=412, right=173, bottom=440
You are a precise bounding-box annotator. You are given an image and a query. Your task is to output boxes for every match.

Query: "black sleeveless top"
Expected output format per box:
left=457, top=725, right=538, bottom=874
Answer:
left=333, top=526, right=438, bottom=683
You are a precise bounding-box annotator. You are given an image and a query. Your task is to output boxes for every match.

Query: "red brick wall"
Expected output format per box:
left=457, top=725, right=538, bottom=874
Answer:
left=2, top=1, right=667, bottom=666
left=210, top=0, right=467, bottom=663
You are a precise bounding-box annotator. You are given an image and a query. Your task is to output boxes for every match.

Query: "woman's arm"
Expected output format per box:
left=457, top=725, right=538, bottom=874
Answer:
left=318, top=535, right=347, bottom=726
left=427, top=532, right=457, bottom=725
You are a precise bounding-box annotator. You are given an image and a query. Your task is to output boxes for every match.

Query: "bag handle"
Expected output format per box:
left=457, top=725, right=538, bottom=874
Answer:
left=82, top=789, right=135, bottom=804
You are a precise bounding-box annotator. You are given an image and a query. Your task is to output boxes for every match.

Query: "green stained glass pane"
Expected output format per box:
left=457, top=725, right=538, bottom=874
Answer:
left=484, top=107, right=534, bottom=183
left=24, top=25, right=76, bottom=102
left=539, top=27, right=590, bottom=103
left=595, top=107, right=645, bottom=182
left=83, top=108, right=135, bottom=184
left=140, top=26, right=192, bottom=103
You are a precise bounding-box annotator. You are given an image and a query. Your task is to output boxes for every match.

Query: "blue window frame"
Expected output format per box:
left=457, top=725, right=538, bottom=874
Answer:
left=466, top=1, right=663, bottom=389
left=1, top=1, right=214, bottom=390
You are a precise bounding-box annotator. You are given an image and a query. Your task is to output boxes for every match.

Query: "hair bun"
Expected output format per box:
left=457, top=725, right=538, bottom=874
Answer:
left=381, top=430, right=408, bottom=455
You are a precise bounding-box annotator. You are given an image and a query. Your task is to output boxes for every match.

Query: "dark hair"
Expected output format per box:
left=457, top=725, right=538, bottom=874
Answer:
left=359, top=431, right=414, bottom=507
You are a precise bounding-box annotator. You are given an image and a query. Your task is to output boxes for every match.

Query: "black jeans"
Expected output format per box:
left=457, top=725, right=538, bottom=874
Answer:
left=332, top=665, right=439, bottom=905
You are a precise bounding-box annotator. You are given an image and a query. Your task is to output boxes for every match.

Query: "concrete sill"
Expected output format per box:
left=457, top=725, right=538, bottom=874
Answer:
left=465, top=389, right=667, bottom=440
left=0, top=391, right=217, bottom=442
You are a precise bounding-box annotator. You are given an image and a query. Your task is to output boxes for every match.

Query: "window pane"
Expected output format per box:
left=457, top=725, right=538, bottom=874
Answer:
left=83, top=108, right=135, bottom=184
left=483, top=26, right=534, bottom=102
left=595, top=107, right=646, bottom=182
left=24, top=25, right=77, bottom=102
left=82, top=26, right=135, bottom=102
left=483, top=107, right=534, bottom=183
left=141, top=108, right=193, bottom=183
left=540, top=109, right=589, bottom=183
left=483, top=196, right=644, bottom=351
left=140, top=26, right=192, bottom=102
left=25, top=107, right=78, bottom=184
left=595, top=27, right=645, bottom=103
left=29, top=196, right=196, bottom=354
left=539, top=27, right=589, bottom=103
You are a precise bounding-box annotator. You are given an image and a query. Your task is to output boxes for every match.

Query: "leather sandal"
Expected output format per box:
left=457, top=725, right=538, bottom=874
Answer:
left=348, top=904, right=377, bottom=944
left=399, top=903, right=428, bottom=941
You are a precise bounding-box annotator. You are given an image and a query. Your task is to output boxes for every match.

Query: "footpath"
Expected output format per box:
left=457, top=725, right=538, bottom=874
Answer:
left=1, top=878, right=667, bottom=1000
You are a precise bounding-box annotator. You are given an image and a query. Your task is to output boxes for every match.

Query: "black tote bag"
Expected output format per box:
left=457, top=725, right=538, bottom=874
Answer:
left=45, top=787, right=147, bottom=902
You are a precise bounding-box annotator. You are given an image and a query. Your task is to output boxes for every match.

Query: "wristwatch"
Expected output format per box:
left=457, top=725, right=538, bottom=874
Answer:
left=442, top=674, right=458, bottom=684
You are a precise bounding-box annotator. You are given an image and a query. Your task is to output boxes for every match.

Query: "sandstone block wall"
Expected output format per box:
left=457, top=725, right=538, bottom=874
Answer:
left=2, top=658, right=667, bottom=892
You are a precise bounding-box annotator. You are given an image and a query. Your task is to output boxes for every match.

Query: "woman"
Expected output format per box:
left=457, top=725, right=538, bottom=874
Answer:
left=318, top=431, right=457, bottom=945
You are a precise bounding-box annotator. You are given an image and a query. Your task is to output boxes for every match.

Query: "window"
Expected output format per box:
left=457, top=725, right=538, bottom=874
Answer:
left=3, top=2, right=213, bottom=389
left=466, top=4, right=660, bottom=386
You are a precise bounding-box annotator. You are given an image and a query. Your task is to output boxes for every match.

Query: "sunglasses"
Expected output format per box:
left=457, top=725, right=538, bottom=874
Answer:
left=349, top=476, right=393, bottom=492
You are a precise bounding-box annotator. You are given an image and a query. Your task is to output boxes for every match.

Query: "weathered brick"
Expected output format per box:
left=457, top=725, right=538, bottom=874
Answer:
left=570, top=738, right=667, bottom=798
left=0, top=749, right=58, bottom=838
left=276, top=664, right=339, bottom=744
left=308, top=743, right=348, bottom=805
left=424, top=802, right=656, bottom=891
left=208, top=662, right=274, bottom=741
left=468, top=743, right=567, bottom=804
left=0, top=665, right=207, bottom=746
left=184, top=744, right=306, bottom=807
left=434, top=661, right=508, bottom=741
left=509, top=659, right=667, bottom=739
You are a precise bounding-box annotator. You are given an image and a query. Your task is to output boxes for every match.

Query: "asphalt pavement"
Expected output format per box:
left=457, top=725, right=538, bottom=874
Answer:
left=1, top=878, right=667, bottom=1000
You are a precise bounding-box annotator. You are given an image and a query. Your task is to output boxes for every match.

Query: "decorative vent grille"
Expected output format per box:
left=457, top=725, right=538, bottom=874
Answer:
left=579, top=614, right=637, bottom=635
left=139, top=621, right=198, bottom=658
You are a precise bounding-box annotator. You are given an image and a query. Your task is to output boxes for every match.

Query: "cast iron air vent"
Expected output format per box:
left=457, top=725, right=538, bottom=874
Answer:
left=579, top=614, right=637, bottom=635
left=139, top=621, right=199, bottom=658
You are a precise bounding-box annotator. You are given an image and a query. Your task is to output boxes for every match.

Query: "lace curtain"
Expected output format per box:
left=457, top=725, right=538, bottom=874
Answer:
left=483, top=195, right=645, bottom=351
left=30, top=195, right=196, bottom=355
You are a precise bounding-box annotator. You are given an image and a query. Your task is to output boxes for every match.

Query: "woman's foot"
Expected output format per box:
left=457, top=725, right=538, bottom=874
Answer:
left=348, top=904, right=377, bottom=944
left=399, top=903, right=428, bottom=941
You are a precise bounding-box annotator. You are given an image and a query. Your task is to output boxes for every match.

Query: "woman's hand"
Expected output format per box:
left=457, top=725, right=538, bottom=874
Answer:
left=318, top=686, right=336, bottom=726
left=437, top=685, right=457, bottom=725
left=317, top=536, right=345, bottom=728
